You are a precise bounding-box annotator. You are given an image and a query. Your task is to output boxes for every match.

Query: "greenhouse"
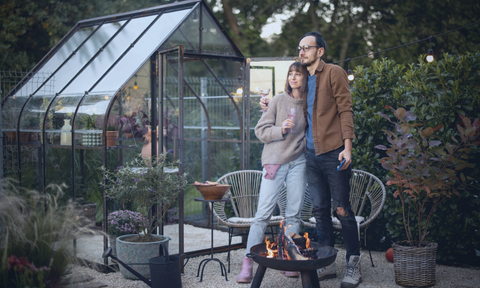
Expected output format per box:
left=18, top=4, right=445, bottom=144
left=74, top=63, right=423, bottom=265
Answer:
left=0, top=0, right=301, bottom=270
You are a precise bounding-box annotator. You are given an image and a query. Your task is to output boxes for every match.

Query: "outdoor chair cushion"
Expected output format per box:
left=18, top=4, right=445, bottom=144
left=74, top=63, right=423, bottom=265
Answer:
left=228, top=215, right=284, bottom=224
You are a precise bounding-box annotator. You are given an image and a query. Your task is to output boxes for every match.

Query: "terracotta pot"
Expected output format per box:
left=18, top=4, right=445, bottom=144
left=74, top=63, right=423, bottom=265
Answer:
left=141, top=140, right=159, bottom=165
left=106, top=131, right=118, bottom=147
left=19, top=132, right=30, bottom=142
left=6, top=131, right=16, bottom=142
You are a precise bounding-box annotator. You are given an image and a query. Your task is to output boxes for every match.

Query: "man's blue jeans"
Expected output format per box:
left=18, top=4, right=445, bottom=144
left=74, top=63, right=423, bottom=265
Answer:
left=306, top=147, right=360, bottom=261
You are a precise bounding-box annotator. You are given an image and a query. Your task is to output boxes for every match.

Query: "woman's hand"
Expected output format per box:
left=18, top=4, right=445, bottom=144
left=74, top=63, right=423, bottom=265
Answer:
left=282, top=119, right=294, bottom=135
left=260, top=97, right=270, bottom=111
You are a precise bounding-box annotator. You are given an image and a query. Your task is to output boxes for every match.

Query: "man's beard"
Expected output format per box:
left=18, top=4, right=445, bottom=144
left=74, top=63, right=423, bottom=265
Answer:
left=300, top=55, right=318, bottom=67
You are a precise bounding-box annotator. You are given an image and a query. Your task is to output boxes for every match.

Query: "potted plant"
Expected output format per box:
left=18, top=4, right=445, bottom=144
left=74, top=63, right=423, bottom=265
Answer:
left=375, top=106, right=479, bottom=287
left=97, top=115, right=120, bottom=147
left=107, top=210, right=147, bottom=257
left=100, top=154, right=187, bottom=279
left=120, top=111, right=148, bottom=139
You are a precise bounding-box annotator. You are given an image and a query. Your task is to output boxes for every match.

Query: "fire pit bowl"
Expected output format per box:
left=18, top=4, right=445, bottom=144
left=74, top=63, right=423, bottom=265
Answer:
left=247, top=242, right=337, bottom=288
left=193, top=184, right=231, bottom=200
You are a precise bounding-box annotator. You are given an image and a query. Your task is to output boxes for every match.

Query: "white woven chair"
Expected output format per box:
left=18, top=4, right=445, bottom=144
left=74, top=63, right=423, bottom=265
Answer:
left=211, top=170, right=283, bottom=272
left=278, top=169, right=386, bottom=266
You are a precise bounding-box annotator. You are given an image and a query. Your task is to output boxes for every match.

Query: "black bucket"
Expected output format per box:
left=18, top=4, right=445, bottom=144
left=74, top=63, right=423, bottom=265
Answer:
left=149, top=243, right=182, bottom=288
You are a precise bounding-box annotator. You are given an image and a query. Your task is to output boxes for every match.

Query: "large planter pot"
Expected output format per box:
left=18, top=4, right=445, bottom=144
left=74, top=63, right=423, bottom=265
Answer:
left=392, top=241, right=438, bottom=287
left=116, top=234, right=170, bottom=280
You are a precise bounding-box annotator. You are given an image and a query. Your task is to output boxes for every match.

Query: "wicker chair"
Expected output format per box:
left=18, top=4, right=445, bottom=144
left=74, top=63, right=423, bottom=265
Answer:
left=211, top=170, right=283, bottom=272
left=278, top=169, right=386, bottom=266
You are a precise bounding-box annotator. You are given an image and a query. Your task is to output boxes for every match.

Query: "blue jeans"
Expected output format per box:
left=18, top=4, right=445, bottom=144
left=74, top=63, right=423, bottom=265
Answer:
left=245, top=154, right=307, bottom=255
left=306, top=147, right=360, bottom=261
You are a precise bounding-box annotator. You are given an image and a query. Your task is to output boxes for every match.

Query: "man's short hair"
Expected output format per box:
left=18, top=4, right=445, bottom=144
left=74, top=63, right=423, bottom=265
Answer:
left=299, top=31, right=327, bottom=52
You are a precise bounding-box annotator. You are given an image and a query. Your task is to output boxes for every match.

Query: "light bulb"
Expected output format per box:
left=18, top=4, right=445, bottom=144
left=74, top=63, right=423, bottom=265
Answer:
left=347, top=69, right=355, bottom=81
left=236, top=87, right=243, bottom=95
left=133, top=81, right=138, bottom=90
left=426, top=49, right=434, bottom=63
left=104, top=95, right=109, bottom=100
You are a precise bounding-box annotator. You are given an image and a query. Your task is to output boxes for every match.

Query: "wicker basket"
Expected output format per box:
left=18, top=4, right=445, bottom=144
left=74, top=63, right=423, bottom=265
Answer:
left=392, top=241, right=438, bottom=287
left=78, top=203, right=97, bottom=223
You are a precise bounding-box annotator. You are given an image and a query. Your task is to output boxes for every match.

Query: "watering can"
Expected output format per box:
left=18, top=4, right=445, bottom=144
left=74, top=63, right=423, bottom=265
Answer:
left=102, top=243, right=184, bottom=288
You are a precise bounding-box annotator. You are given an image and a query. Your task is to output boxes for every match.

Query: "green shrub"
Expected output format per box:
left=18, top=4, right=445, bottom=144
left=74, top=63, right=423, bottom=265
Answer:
left=351, top=52, right=480, bottom=263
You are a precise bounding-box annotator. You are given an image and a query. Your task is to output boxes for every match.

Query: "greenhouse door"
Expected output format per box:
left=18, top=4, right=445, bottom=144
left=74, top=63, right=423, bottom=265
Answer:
left=158, top=46, right=185, bottom=256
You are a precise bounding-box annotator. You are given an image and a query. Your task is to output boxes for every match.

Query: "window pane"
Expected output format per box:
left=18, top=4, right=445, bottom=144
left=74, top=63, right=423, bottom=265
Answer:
left=62, top=16, right=158, bottom=95
left=91, top=9, right=191, bottom=93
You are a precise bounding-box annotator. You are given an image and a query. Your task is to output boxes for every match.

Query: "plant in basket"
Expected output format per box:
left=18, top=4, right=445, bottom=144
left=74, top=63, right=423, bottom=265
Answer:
left=375, top=106, right=479, bottom=287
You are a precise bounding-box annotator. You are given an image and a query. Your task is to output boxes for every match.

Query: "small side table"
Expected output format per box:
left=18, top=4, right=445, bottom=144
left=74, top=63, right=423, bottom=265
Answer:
left=194, top=197, right=229, bottom=282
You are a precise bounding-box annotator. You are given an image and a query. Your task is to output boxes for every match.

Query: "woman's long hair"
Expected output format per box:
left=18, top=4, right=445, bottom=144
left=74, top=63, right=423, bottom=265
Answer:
left=284, top=62, right=308, bottom=94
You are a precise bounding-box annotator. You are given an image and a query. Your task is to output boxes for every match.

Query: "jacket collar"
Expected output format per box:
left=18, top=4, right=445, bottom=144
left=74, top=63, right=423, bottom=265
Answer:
left=315, top=59, right=325, bottom=73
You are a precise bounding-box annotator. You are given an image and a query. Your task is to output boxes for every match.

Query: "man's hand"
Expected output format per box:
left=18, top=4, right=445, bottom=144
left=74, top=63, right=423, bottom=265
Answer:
left=260, top=97, right=270, bottom=112
left=338, top=139, right=352, bottom=170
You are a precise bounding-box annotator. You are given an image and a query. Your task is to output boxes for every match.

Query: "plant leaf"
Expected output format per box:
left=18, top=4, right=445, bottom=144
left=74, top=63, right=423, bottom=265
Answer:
left=429, top=140, right=441, bottom=147
left=395, top=107, right=406, bottom=119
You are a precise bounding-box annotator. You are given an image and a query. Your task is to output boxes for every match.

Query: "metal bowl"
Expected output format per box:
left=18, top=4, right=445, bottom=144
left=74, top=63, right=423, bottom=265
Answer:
left=193, top=184, right=231, bottom=200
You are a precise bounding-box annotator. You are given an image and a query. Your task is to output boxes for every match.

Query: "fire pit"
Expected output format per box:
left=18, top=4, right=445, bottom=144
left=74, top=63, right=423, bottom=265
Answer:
left=247, top=239, right=337, bottom=288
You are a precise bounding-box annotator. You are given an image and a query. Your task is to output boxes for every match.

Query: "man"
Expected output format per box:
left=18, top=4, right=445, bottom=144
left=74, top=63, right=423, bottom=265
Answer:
left=298, top=31, right=361, bottom=288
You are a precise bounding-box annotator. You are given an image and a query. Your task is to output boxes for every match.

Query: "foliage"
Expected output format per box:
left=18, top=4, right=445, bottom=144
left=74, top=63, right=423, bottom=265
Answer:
left=351, top=53, right=480, bottom=263
left=107, top=210, right=147, bottom=237
left=375, top=107, right=480, bottom=247
left=120, top=111, right=149, bottom=139
left=80, top=114, right=99, bottom=130
left=0, top=178, right=98, bottom=287
left=100, top=154, right=188, bottom=239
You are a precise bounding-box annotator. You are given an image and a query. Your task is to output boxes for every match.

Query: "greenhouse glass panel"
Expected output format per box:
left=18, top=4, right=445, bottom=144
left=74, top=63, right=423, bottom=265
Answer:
left=201, top=9, right=237, bottom=55
left=91, top=9, right=190, bottom=94
left=49, top=21, right=126, bottom=94
left=62, top=16, right=157, bottom=95
left=160, top=5, right=199, bottom=52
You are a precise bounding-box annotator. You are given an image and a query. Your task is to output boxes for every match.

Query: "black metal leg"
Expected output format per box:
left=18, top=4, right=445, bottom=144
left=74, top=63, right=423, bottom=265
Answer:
left=310, top=270, right=320, bottom=288
left=228, top=226, right=232, bottom=273
left=196, top=200, right=229, bottom=282
left=368, top=248, right=374, bottom=267
left=250, top=265, right=267, bottom=288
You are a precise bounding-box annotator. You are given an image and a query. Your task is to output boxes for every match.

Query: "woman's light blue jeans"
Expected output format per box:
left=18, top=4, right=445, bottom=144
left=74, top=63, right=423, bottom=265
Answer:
left=245, top=154, right=307, bottom=255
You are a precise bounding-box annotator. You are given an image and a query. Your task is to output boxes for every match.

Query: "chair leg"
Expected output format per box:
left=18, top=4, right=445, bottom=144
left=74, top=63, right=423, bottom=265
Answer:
left=364, top=227, right=374, bottom=267
left=228, top=227, right=232, bottom=273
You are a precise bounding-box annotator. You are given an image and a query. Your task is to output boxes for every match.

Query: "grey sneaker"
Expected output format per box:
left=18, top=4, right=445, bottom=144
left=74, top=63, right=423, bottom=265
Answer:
left=317, top=262, right=337, bottom=281
left=341, top=254, right=362, bottom=288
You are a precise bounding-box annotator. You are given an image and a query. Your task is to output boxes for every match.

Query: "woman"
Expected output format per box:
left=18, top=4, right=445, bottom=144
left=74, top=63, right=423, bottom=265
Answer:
left=237, top=62, right=308, bottom=283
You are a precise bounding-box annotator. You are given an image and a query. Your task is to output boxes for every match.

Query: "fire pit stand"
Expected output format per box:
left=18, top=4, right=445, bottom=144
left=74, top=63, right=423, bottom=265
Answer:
left=246, top=242, right=337, bottom=288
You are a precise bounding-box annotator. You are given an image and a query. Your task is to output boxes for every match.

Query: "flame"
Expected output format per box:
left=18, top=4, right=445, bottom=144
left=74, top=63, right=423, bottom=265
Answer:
left=304, top=232, right=311, bottom=249
left=265, top=237, right=277, bottom=258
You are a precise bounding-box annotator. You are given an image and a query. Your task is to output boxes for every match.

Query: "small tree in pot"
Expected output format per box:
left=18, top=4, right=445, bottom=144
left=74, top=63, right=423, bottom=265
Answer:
left=375, top=106, right=479, bottom=287
left=101, top=154, right=187, bottom=279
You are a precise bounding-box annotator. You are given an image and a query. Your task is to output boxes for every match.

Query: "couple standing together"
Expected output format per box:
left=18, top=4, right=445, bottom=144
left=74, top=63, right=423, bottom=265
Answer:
left=237, top=31, right=362, bottom=288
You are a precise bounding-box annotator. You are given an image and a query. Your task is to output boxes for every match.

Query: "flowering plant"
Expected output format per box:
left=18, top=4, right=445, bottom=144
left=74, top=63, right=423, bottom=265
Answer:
left=107, top=210, right=147, bottom=236
left=100, top=154, right=187, bottom=240
left=5, top=255, right=50, bottom=288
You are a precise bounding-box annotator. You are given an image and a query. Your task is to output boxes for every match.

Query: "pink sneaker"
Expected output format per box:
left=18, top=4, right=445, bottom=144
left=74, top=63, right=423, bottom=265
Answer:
left=236, top=256, right=253, bottom=283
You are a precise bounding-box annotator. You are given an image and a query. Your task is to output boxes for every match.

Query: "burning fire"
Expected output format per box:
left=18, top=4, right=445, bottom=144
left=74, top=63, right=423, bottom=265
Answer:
left=263, top=220, right=313, bottom=260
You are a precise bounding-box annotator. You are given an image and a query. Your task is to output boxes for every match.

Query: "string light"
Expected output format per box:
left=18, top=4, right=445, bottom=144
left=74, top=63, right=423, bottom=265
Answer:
left=333, top=20, right=480, bottom=68
left=133, top=74, right=138, bottom=90
left=236, top=87, right=243, bottom=95
left=426, top=36, right=434, bottom=62
left=347, top=59, right=355, bottom=81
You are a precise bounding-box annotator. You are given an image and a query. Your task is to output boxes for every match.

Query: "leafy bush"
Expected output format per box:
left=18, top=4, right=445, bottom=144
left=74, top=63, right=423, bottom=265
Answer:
left=351, top=52, right=480, bottom=263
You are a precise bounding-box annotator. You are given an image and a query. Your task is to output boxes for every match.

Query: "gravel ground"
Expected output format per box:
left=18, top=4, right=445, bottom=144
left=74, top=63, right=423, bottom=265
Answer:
left=70, top=225, right=480, bottom=287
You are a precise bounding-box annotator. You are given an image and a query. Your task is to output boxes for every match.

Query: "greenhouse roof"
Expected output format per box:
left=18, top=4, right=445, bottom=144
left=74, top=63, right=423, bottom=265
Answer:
left=2, top=0, right=243, bottom=131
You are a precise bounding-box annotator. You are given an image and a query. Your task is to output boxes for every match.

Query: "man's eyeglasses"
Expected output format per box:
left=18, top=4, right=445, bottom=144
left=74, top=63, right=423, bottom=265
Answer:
left=297, top=45, right=320, bottom=52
